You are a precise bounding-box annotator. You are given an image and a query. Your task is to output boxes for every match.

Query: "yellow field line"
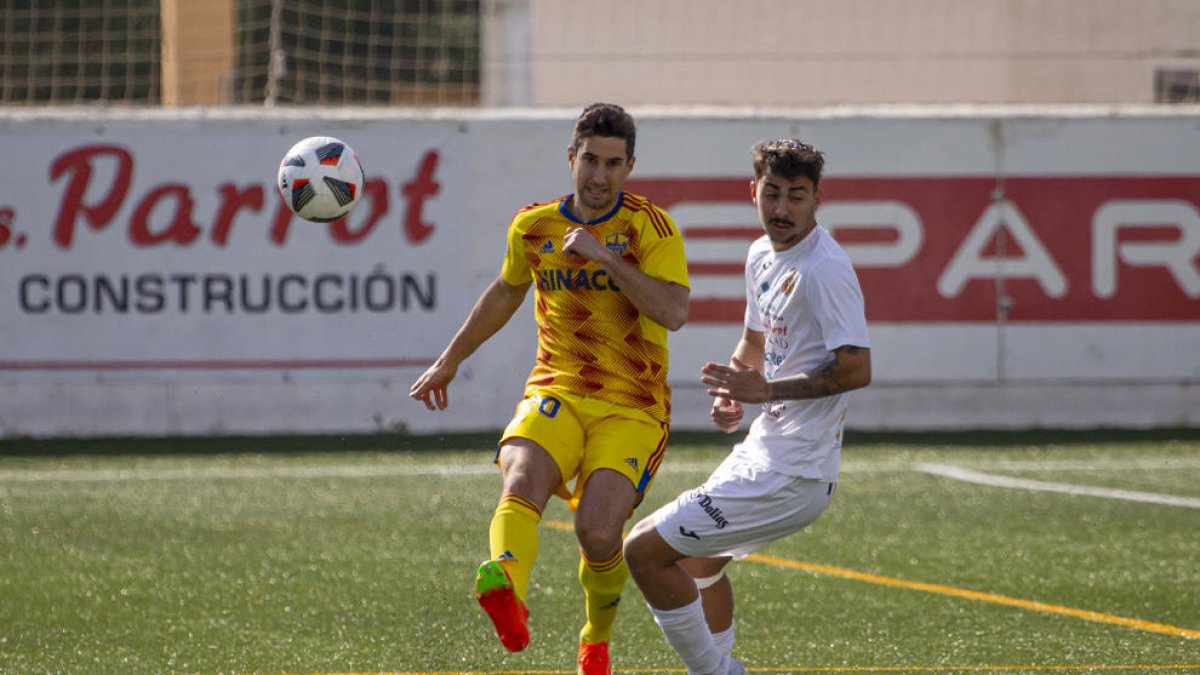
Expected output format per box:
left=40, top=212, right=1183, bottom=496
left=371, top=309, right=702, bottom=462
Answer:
left=544, top=520, right=1200, bottom=640
left=746, top=552, right=1200, bottom=641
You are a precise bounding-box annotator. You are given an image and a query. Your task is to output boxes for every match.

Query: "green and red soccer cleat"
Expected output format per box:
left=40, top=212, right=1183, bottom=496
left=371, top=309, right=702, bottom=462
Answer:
left=474, top=559, right=529, bottom=652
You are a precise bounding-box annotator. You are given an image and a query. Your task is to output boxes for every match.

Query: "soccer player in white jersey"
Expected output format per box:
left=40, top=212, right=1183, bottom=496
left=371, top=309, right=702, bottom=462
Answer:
left=623, top=138, right=872, bottom=675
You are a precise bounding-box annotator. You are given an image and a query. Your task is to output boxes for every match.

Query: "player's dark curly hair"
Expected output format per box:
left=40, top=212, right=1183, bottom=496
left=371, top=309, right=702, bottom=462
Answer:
left=572, top=102, right=637, bottom=159
left=751, top=138, right=825, bottom=187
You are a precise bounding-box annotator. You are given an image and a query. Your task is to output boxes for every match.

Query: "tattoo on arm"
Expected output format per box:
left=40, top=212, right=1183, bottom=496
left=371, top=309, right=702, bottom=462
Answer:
left=767, top=346, right=868, bottom=401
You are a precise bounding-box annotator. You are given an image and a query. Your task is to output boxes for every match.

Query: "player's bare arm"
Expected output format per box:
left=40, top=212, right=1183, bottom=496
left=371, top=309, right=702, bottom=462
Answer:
left=709, top=327, right=766, bottom=432
left=409, top=275, right=531, bottom=410
left=702, top=344, right=871, bottom=404
left=562, top=226, right=689, bottom=330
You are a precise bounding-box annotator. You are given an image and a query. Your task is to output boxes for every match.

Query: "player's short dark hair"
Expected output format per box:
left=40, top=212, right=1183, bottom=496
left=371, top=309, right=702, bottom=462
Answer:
left=571, top=102, right=636, bottom=159
left=751, top=138, right=825, bottom=187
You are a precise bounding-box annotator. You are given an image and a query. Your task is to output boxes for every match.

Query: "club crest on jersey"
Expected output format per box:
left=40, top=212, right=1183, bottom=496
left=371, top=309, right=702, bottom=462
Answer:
left=605, top=233, right=629, bottom=255
left=781, top=268, right=799, bottom=295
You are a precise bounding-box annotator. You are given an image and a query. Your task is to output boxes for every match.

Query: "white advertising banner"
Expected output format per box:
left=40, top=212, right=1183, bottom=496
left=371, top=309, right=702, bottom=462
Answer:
left=1, top=108, right=1197, bottom=436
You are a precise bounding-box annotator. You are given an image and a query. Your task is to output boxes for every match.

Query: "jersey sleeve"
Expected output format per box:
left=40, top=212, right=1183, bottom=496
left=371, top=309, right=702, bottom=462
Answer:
left=807, top=258, right=871, bottom=351
left=743, top=241, right=767, bottom=332
left=499, top=213, right=532, bottom=285
left=635, top=206, right=690, bottom=288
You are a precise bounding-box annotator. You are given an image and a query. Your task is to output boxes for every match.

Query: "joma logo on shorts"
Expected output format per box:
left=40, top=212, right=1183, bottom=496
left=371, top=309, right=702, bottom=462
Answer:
left=693, top=492, right=729, bottom=529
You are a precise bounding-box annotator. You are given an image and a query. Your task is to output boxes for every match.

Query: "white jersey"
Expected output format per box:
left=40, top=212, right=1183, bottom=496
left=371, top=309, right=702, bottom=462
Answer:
left=738, top=225, right=870, bottom=480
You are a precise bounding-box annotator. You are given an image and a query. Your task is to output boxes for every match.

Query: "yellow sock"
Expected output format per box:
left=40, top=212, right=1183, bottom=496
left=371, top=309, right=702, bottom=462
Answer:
left=488, top=493, right=542, bottom=600
left=578, top=548, right=628, bottom=644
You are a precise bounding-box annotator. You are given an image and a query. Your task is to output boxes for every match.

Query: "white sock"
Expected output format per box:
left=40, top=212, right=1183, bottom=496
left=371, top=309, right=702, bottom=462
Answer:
left=649, top=597, right=725, bottom=675
left=712, top=619, right=735, bottom=656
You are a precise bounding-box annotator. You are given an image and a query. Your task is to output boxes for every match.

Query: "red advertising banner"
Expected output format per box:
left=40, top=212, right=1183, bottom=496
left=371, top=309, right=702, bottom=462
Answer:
left=630, top=176, right=1200, bottom=323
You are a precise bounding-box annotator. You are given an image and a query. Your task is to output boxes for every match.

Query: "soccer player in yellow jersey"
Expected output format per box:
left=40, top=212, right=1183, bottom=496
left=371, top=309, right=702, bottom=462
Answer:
left=410, top=103, right=690, bottom=675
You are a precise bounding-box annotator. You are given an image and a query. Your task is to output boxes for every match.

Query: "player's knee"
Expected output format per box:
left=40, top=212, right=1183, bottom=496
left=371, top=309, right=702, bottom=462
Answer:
left=622, top=519, right=660, bottom=571
left=622, top=536, right=647, bottom=573
left=576, top=521, right=623, bottom=561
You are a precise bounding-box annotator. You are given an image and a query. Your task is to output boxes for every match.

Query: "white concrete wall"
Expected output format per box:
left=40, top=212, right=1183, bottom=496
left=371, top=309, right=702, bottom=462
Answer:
left=512, top=0, right=1200, bottom=106
left=0, top=107, right=1197, bottom=437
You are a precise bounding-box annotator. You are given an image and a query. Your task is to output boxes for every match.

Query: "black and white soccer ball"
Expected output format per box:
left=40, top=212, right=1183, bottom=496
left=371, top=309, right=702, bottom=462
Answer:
left=277, top=136, right=364, bottom=222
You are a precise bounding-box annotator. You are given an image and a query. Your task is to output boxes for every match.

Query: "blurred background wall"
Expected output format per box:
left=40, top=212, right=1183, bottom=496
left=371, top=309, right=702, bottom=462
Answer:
left=1, top=0, right=1196, bottom=108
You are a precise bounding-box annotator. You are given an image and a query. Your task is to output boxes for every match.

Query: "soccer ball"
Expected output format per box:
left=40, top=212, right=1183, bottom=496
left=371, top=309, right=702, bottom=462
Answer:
left=277, top=136, right=364, bottom=222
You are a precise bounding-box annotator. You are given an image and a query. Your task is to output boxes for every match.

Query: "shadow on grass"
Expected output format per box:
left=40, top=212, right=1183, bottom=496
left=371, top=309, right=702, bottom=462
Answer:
left=2, top=427, right=1199, bottom=457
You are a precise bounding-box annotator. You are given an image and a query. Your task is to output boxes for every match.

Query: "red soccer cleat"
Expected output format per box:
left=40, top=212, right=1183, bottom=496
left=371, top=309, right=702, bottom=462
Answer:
left=577, top=640, right=611, bottom=675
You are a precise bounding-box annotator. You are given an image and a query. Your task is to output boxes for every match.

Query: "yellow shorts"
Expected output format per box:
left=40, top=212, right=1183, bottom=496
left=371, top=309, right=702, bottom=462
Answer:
left=500, top=388, right=669, bottom=511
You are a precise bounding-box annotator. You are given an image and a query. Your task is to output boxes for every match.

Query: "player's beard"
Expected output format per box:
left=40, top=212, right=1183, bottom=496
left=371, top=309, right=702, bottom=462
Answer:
left=766, top=218, right=814, bottom=250
left=579, top=181, right=613, bottom=211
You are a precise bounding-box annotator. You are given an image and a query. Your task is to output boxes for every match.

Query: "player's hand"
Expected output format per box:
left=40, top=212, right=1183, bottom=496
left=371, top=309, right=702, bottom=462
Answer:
left=701, top=356, right=771, bottom=404
left=710, top=396, right=744, bottom=433
left=562, top=227, right=610, bottom=264
left=409, top=360, right=456, bottom=411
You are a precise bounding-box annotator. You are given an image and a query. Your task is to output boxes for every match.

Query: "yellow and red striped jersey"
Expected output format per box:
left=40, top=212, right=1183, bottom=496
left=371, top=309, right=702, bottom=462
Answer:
left=500, top=192, right=689, bottom=423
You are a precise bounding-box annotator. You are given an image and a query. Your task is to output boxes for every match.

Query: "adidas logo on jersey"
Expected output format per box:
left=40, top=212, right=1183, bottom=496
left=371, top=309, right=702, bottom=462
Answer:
left=539, top=240, right=554, bottom=253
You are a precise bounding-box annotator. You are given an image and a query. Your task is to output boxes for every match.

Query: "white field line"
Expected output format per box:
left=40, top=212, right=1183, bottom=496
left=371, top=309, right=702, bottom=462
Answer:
left=0, top=463, right=496, bottom=483
left=0, top=456, right=1197, bottom=484
left=944, top=457, right=1200, bottom=471
left=0, top=459, right=898, bottom=483
left=918, top=463, right=1200, bottom=509
left=0, top=461, right=727, bottom=483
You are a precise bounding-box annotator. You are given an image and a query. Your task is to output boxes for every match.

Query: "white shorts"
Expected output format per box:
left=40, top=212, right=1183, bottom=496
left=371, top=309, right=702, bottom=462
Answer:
left=651, top=450, right=836, bottom=559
